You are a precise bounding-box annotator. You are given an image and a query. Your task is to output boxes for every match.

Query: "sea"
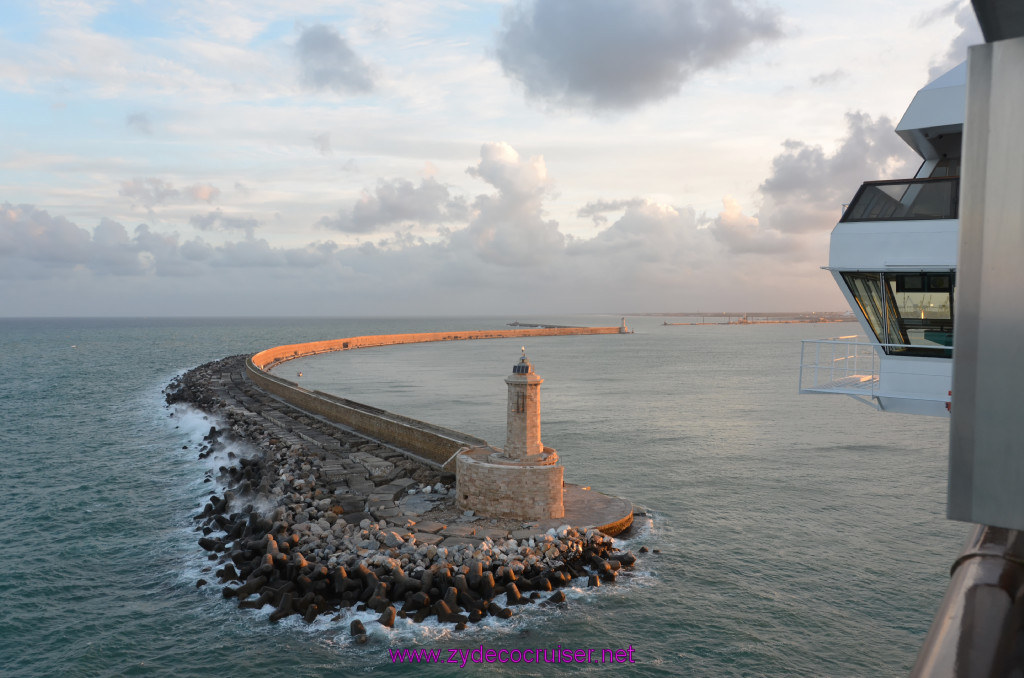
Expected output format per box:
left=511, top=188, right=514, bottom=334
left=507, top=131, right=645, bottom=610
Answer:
left=0, top=315, right=963, bottom=677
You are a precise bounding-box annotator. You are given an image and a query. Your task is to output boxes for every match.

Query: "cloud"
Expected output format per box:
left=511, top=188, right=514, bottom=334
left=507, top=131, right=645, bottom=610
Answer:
left=318, top=177, right=469, bottom=233
left=758, top=112, right=916, bottom=234
left=455, top=142, right=564, bottom=266
left=295, top=24, right=374, bottom=94
left=810, top=69, right=847, bottom=87
left=312, top=132, right=332, bottom=155
left=568, top=200, right=696, bottom=262
left=708, top=197, right=792, bottom=255
left=0, top=203, right=186, bottom=277
left=0, top=202, right=335, bottom=280
left=495, top=0, right=782, bottom=111
left=189, top=209, right=259, bottom=237
left=702, top=111, right=919, bottom=257
left=185, top=183, right=220, bottom=203
left=923, top=1, right=982, bottom=80
left=125, top=111, right=152, bottom=135
left=577, top=198, right=647, bottom=225
left=118, top=177, right=221, bottom=208
left=2, top=137, right=855, bottom=315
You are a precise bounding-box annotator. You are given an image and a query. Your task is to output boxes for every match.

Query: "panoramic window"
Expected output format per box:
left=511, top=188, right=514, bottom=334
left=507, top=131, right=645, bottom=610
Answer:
left=841, top=272, right=955, bottom=357
left=841, top=178, right=959, bottom=221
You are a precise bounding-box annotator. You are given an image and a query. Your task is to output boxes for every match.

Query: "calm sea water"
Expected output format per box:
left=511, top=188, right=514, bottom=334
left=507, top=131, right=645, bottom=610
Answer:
left=0, top=316, right=963, bottom=677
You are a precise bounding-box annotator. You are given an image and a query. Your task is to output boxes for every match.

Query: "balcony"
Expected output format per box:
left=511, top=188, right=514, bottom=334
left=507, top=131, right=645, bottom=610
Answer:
left=799, top=337, right=880, bottom=398
left=800, top=337, right=954, bottom=411
left=841, top=177, right=959, bottom=222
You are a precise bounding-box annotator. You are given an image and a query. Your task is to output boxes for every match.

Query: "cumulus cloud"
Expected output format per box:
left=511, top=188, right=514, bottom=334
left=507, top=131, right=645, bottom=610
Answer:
left=496, top=0, right=782, bottom=110
left=0, top=202, right=341, bottom=280
left=702, top=111, right=918, bottom=257
left=319, top=177, right=468, bottom=233
left=118, top=177, right=221, bottom=208
left=0, top=203, right=186, bottom=277
left=455, top=142, right=564, bottom=266
left=921, top=1, right=983, bottom=81
left=568, top=200, right=696, bottom=262
left=758, top=112, right=916, bottom=234
left=3, top=137, right=865, bottom=315
left=708, top=197, right=792, bottom=255
left=295, top=24, right=374, bottom=94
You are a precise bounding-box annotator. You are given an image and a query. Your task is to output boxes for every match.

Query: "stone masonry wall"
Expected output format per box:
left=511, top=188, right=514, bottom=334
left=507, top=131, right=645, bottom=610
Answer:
left=249, top=327, right=621, bottom=371
left=245, top=327, right=619, bottom=469
left=456, top=453, right=564, bottom=521
left=246, top=359, right=484, bottom=467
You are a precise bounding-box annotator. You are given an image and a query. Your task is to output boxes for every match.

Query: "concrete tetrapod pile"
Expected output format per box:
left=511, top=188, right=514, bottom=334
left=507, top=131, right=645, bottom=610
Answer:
left=167, top=355, right=639, bottom=638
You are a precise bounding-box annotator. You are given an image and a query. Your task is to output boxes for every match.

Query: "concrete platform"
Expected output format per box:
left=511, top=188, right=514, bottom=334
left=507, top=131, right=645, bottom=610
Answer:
left=532, top=483, right=633, bottom=537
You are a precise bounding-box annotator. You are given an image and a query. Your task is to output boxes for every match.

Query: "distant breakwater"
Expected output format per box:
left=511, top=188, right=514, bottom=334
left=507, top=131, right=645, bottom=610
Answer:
left=246, top=327, right=623, bottom=468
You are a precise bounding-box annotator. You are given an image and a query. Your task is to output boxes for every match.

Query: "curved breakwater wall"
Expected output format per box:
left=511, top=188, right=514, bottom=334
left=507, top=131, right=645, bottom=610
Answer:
left=245, top=327, right=622, bottom=468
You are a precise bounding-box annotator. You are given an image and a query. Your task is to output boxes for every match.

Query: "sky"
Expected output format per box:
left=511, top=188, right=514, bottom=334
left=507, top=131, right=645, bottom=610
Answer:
left=0, top=0, right=982, bottom=317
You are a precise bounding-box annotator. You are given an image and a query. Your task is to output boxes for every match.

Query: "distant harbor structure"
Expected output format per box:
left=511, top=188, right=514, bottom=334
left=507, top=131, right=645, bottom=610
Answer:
left=456, top=349, right=565, bottom=520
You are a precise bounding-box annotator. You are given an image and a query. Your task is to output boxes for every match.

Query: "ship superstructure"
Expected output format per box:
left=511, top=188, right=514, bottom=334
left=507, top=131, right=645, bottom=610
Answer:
left=799, top=64, right=966, bottom=417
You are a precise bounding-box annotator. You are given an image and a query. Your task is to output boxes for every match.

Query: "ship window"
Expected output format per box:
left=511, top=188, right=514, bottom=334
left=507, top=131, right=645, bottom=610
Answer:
left=842, top=272, right=955, bottom=357
left=930, top=157, right=960, bottom=178
left=842, top=273, right=887, bottom=346
left=841, top=178, right=958, bottom=221
left=885, top=273, right=954, bottom=355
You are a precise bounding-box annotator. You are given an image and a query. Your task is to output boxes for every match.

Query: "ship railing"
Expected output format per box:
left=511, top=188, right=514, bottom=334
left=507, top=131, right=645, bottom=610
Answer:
left=799, top=336, right=881, bottom=397
left=840, top=176, right=959, bottom=222
left=799, top=337, right=954, bottom=399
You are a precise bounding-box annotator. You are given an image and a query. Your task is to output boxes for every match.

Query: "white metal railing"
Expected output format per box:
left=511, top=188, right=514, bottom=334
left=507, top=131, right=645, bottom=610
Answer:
left=799, top=336, right=954, bottom=399
left=800, top=336, right=880, bottom=396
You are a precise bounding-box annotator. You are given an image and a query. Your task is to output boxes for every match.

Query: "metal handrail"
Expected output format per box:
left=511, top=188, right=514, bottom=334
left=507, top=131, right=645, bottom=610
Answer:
left=799, top=337, right=954, bottom=398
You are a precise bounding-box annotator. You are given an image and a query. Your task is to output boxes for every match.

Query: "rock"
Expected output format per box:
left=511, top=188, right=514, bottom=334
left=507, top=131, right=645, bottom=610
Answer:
left=505, top=582, right=525, bottom=605
left=350, top=619, right=366, bottom=637
left=377, top=605, right=397, bottom=628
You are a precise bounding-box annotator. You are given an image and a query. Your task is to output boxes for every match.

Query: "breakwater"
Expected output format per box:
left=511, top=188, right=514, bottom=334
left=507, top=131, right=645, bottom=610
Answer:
left=167, top=338, right=639, bottom=633
left=246, top=327, right=623, bottom=467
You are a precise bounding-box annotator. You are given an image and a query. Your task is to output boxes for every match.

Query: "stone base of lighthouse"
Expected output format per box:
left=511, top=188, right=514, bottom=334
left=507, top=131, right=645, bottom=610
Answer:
left=456, top=445, right=564, bottom=521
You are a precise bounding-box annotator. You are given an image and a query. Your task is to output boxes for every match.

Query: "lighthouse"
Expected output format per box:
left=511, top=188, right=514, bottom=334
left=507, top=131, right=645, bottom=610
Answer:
left=505, top=347, right=544, bottom=459
left=455, top=349, right=564, bottom=520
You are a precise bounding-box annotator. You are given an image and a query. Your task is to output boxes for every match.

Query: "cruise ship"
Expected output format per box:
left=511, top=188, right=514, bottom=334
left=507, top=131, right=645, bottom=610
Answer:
left=798, top=64, right=965, bottom=417
left=801, top=7, right=1024, bottom=669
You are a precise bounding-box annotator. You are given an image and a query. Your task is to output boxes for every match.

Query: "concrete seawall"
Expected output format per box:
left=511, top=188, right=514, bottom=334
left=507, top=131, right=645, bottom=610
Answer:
left=245, top=327, right=623, bottom=468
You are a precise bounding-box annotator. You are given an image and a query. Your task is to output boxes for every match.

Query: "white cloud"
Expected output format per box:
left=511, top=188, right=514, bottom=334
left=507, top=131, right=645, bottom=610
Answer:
left=455, top=142, right=564, bottom=266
